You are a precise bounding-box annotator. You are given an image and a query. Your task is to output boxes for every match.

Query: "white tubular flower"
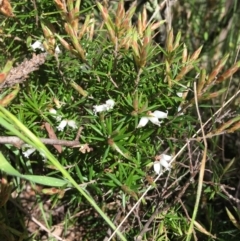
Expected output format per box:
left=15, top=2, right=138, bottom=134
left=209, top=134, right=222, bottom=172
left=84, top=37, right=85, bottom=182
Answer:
left=93, top=104, right=108, bottom=114
left=153, top=161, right=162, bottom=175
left=23, top=148, right=36, bottom=158
left=22, top=145, right=47, bottom=161
left=177, top=92, right=183, bottom=98
left=153, top=154, right=172, bottom=175
left=57, top=120, right=77, bottom=131
left=160, top=154, right=172, bottom=170
left=137, top=117, right=150, bottom=128
left=137, top=110, right=168, bottom=128
left=49, top=108, right=62, bottom=122
left=57, top=120, right=68, bottom=131
left=105, top=99, right=115, bottom=110
left=31, top=40, right=45, bottom=51
left=67, top=120, right=77, bottom=129
left=30, top=40, right=61, bottom=55
left=50, top=108, right=77, bottom=131
left=93, top=99, right=115, bottom=114
left=55, top=45, right=61, bottom=55
left=49, top=108, right=57, bottom=115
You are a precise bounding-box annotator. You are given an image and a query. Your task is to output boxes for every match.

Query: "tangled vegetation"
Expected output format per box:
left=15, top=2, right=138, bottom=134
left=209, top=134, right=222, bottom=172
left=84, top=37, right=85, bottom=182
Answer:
left=0, top=0, right=240, bottom=240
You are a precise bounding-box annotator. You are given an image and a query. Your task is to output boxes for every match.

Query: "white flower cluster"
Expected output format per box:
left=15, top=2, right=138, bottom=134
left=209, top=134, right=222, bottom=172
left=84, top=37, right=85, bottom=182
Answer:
left=30, top=40, right=61, bottom=55
left=92, top=99, right=174, bottom=175
left=49, top=108, right=77, bottom=131
left=56, top=119, right=77, bottom=131
left=22, top=108, right=77, bottom=159
left=38, top=94, right=182, bottom=173
left=153, top=154, right=172, bottom=175
left=93, top=99, right=115, bottom=115
left=137, top=110, right=168, bottom=128
left=22, top=146, right=36, bottom=158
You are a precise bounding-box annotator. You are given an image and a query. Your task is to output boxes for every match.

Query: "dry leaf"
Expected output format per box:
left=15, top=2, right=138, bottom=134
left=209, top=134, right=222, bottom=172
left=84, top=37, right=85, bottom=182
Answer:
left=44, top=122, right=62, bottom=153
left=79, top=143, right=93, bottom=153
left=0, top=0, right=15, bottom=17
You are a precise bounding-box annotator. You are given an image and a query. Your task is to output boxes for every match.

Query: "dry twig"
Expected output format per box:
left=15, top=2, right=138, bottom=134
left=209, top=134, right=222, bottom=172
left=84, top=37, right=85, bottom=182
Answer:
left=0, top=136, right=80, bottom=148
left=0, top=53, right=47, bottom=90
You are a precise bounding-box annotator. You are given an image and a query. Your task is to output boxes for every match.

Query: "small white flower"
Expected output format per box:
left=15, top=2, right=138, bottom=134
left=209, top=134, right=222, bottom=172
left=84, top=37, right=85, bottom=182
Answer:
left=93, top=99, right=115, bottom=114
left=57, top=120, right=68, bottom=131
left=31, top=40, right=45, bottom=51
left=93, top=104, right=108, bottom=114
left=177, top=92, right=183, bottom=98
left=160, top=154, right=172, bottom=170
left=57, top=120, right=77, bottom=131
left=105, top=99, right=115, bottom=110
left=49, top=108, right=57, bottom=115
left=23, top=148, right=36, bottom=158
left=49, top=108, right=62, bottom=122
left=22, top=146, right=47, bottom=161
left=30, top=40, right=61, bottom=55
left=67, top=120, right=77, bottom=129
left=153, top=154, right=172, bottom=175
left=49, top=108, right=77, bottom=131
left=137, top=110, right=168, bottom=128
left=55, top=45, right=61, bottom=55
left=153, top=161, right=162, bottom=175
left=177, top=106, right=184, bottom=115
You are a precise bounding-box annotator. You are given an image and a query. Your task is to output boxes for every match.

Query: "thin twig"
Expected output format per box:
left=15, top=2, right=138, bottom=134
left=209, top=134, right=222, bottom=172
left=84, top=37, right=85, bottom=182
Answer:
left=221, top=184, right=240, bottom=203
left=0, top=136, right=80, bottom=148
left=186, top=82, right=208, bottom=241
left=31, top=0, right=39, bottom=26
left=75, top=126, right=84, bottom=141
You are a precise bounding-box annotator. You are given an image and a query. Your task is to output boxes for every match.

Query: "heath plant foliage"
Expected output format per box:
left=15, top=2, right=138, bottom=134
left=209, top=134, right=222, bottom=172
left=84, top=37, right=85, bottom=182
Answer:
left=0, top=0, right=240, bottom=240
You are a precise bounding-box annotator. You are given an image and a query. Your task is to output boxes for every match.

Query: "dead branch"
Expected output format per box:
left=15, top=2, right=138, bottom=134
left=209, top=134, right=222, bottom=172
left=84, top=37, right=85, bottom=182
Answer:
left=0, top=136, right=80, bottom=148
left=0, top=53, right=47, bottom=90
